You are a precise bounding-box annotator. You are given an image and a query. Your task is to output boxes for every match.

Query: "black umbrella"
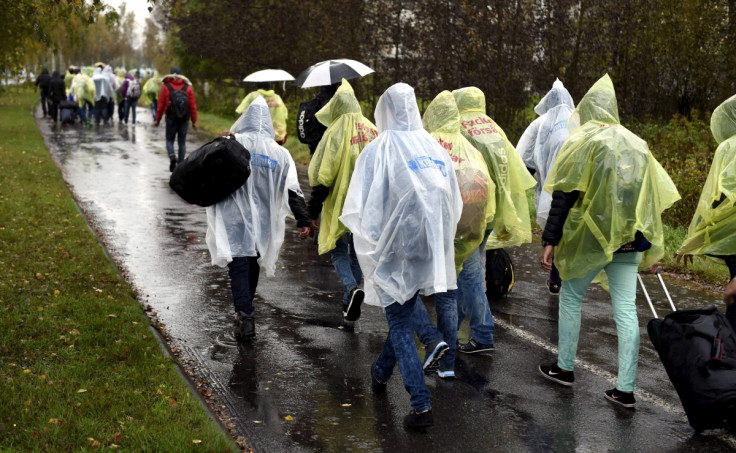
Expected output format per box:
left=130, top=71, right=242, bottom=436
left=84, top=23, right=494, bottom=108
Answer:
left=294, top=59, right=374, bottom=88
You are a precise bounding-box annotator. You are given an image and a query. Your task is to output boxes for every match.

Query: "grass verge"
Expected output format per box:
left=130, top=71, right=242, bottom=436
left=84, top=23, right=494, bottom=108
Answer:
left=0, top=86, right=238, bottom=451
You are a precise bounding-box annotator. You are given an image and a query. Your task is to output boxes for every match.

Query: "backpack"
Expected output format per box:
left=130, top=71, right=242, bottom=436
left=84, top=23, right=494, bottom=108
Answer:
left=486, top=248, right=514, bottom=299
left=126, top=79, right=141, bottom=99
left=296, top=97, right=326, bottom=145
left=166, top=82, right=190, bottom=119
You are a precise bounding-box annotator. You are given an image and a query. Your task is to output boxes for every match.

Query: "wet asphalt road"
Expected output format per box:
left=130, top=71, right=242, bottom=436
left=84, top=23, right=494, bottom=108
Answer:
left=36, top=106, right=736, bottom=452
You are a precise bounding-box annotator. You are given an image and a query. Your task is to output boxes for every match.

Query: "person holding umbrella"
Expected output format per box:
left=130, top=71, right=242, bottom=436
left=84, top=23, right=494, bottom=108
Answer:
left=237, top=69, right=293, bottom=145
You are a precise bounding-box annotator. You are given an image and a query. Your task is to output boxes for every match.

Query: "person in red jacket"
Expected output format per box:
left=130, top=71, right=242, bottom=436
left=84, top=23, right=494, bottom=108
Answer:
left=155, top=66, right=198, bottom=172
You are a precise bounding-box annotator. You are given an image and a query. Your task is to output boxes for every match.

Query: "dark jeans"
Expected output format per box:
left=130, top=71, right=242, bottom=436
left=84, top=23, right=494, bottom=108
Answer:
left=550, top=260, right=561, bottom=286
left=166, top=117, right=189, bottom=162
left=49, top=101, right=60, bottom=122
left=94, top=97, right=110, bottom=125
left=124, top=97, right=138, bottom=124
left=150, top=99, right=157, bottom=121
left=227, top=256, right=260, bottom=316
left=40, top=89, right=49, bottom=116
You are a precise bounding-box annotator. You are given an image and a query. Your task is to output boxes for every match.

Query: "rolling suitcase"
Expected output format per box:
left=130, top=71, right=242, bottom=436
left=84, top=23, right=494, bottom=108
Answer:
left=639, top=270, right=736, bottom=432
left=169, top=136, right=251, bottom=207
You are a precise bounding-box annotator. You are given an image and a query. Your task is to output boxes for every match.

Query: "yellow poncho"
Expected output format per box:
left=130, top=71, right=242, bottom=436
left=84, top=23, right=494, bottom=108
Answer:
left=545, top=74, right=680, bottom=280
left=236, top=89, right=288, bottom=142
left=308, top=79, right=378, bottom=255
left=677, top=93, right=736, bottom=261
left=143, top=71, right=162, bottom=101
left=423, top=91, right=496, bottom=271
left=453, top=87, right=537, bottom=249
left=72, top=75, right=95, bottom=105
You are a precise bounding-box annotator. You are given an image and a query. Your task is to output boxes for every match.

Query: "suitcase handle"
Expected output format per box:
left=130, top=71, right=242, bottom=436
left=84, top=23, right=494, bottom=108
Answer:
left=638, top=268, right=677, bottom=319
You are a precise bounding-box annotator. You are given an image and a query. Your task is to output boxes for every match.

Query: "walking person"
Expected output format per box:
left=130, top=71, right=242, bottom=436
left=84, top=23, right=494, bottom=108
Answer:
left=414, top=90, right=496, bottom=378
left=143, top=70, right=162, bottom=121
left=207, top=97, right=311, bottom=340
left=537, top=74, right=680, bottom=408
left=297, top=82, right=339, bottom=157
left=155, top=67, right=198, bottom=171
left=306, top=79, right=378, bottom=324
left=92, top=66, right=113, bottom=125
left=48, top=71, right=67, bottom=124
left=121, top=71, right=142, bottom=125
left=236, top=81, right=289, bottom=145
left=516, top=78, right=575, bottom=294
left=34, top=68, right=51, bottom=117
left=340, top=83, right=462, bottom=430
left=452, top=86, right=537, bottom=354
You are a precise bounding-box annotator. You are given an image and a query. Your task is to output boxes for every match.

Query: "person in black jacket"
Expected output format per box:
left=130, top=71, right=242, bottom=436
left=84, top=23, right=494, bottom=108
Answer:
left=299, top=82, right=339, bottom=156
left=48, top=71, right=67, bottom=123
left=724, top=278, right=736, bottom=328
left=35, top=69, right=51, bottom=117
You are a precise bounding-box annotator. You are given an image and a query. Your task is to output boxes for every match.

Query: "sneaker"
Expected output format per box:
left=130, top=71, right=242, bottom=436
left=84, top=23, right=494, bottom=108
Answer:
left=404, top=409, right=433, bottom=430
left=604, top=388, right=636, bottom=408
left=437, top=370, right=455, bottom=379
left=423, top=340, right=449, bottom=375
left=370, top=361, right=387, bottom=394
left=547, top=279, right=561, bottom=295
left=169, top=155, right=177, bottom=172
left=234, top=311, right=255, bottom=341
left=457, top=339, right=494, bottom=354
left=538, top=362, right=574, bottom=386
left=343, top=287, right=364, bottom=322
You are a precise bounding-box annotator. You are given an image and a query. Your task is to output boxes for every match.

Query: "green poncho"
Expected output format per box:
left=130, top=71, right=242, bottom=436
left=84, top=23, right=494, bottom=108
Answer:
left=453, top=87, right=537, bottom=249
left=423, top=90, right=496, bottom=271
left=677, top=93, right=736, bottom=261
left=72, top=74, right=95, bottom=105
left=544, top=74, right=680, bottom=280
left=236, top=89, right=288, bottom=142
left=142, top=71, right=162, bottom=101
left=308, top=79, right=378, bottom=255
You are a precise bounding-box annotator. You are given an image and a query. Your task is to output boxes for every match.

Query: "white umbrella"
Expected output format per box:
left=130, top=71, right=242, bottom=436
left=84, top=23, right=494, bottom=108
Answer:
left=242, top=69, right=295, bottom=82
left=294, top=59, right=374, bottom=88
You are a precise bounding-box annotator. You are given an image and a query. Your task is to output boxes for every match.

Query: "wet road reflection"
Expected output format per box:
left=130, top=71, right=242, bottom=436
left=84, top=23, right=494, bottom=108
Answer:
left=37, top=107, right=736, bottom=452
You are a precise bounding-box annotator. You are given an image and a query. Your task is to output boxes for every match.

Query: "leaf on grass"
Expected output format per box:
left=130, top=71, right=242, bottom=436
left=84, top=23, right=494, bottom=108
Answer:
left=87, top=438, right=101, bottom=448
left=169, top=397, right=177, bottom=407
left=192, top=439, right=202, bottom=444
left=284, top=415, right=294, bottom=421
left=341, top=403, right=352, bottom=407
left=77, top=388, right=87, bottom=393
left=49, top=418, right=58, bottom=424
left=108, top=314, right=117, bottom=318
left=253, top=420, right=263, bottom=424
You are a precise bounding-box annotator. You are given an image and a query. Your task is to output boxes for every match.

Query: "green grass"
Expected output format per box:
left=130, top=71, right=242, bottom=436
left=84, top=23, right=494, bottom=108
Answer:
left=0, top=86, right=238, bottom=452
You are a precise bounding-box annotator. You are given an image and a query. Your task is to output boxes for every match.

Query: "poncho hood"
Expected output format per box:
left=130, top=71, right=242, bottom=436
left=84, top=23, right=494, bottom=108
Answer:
left=711, top=94, right=736, bottom=145
left=534, top=78, right=574, bottom=115
left=423, top=90, right=460, bottom=134
left=453, top=87, right=486, bottom=113
left=374, top=82, right=423, bottom=132
left=316, top=79, right=362, bottom=127
left=568, top=74, right=619, bottom=131
left=230, top=96, right=275, bottom=139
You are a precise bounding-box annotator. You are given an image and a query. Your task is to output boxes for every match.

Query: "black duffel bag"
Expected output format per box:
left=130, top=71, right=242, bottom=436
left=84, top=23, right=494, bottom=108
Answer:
left=169, top=136, right=251, bottom=207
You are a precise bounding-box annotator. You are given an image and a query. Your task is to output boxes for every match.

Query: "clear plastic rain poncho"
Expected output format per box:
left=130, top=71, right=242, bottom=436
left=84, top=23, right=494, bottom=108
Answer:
left=339, top=83, right=462, bottom=308
left=423, top=90, right=496, bottom=271
left=143, top=71, right=162, bottom=101
left=91, top=67, right=113, bottom=101
left=453, top=87, right=537, bottom=249
left=205, top=96, right=304, bottom=276
left=236, top=89, right=288, bottom=143
left=308, top=79, right=378, bottom=255
left=677, top=93, right=736, bottom=261
left=516, top=79, right=575, bottom=229
left=544, top=74, right=680, bottom=280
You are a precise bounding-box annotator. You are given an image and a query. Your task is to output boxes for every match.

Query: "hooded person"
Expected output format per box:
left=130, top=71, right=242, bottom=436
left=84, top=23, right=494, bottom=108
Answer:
left=676, top=94, right=736, bottom=278
left=453, top=87, right=537, bottom=251
left=121, top=71, right=140, bottom=125
left=413, top=90, right=496, bottom=378
left=103, top=66, right=119, bottom=122
left=206, top=96, right=311, bottom=341
left=236, top=81, right=289, bottom=145
left=35, top=68, right=51, bottom=117
left=516, top=78, right=575, bottom=294
left=537, top=74, right=680, bottom=408
left=92, top=66, right=114, bottom=125
left=143, top=70, right=162, bottom=121
left=48, top=70, right=67, bottom=123
left=155, top=66, right=198, bottom=171
left=339, top=83, right=462, bottom=430
left=71, top=71, right=95, bottom=126
left=306, top=79, right=378, bottom=324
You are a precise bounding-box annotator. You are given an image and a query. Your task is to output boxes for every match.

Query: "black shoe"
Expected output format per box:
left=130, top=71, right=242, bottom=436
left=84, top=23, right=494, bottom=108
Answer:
left=343, top=287, right=364, bottom=322
left=423, top=340, right=449, bottom=375
left=234, top=311, right=255, bottom=341
left=403, top=409, right=433, bottom=430
left=457, top=339, right=494, bottom=354
left=538, top=362, right=574, bottom=386
left=370, top=361, right=387, bottom=394
left=547, top=278, right=561, bottom=295
left=604, top=388, right=636, bottom=408
left=169, top=155, right=177, bottom=172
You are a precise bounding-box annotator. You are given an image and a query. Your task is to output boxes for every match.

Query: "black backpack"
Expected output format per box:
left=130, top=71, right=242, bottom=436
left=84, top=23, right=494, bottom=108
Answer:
left=169, top=136, right=251, bottom=207
left=296, top=97, right=326, bottom=145
left=486, top=248, right=514, bottom=299
left=165, top=82, right=190, bottom=119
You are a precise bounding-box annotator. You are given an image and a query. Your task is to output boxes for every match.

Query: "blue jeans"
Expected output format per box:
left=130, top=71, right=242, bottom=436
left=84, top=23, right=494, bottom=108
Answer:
left=227, top=256, right=260, bottom=316
left=414, top=290, right=458, bottom=371
left=550, top=259, right=561, bottom=286
left=457, top=234, right=495, bottom=345
left=374, top=292, right=432, bottom=412
left=165, top=117, right=189, bottom=162
left=150, top=99, right=158, bottom=121
left=330, top=234, right=362, bottom=304
left=124, top=97, right=138, bottom=124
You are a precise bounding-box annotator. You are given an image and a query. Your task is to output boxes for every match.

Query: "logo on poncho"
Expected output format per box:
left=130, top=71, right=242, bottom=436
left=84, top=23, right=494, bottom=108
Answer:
left=408, top=156, right=447, bottom=177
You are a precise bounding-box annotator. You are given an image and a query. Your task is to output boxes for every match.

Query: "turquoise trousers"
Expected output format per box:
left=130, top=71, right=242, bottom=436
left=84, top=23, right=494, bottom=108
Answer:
left=557, top=252, right=642, bottom=392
